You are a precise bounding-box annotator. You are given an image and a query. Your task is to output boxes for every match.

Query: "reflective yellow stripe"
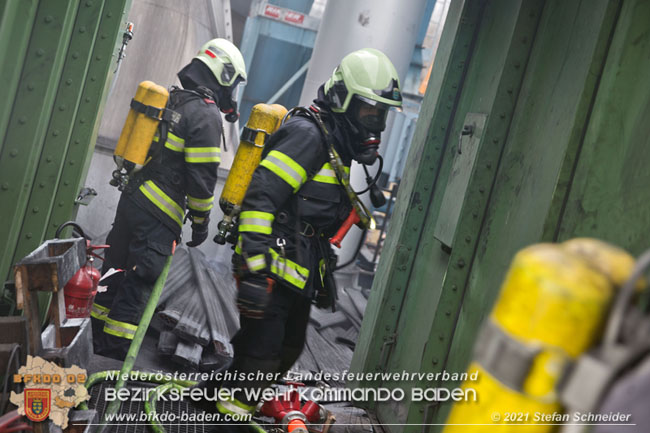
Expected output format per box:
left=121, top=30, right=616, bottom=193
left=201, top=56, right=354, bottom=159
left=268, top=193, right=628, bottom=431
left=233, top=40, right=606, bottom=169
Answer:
left=216, top=398, right=255, bottom=416
left=103, top=317, right=137, bottom=340
left=312, top=163, right=350, bottom=184
left=91, top=303, right=110, bottom=321
left=156, top=132, right=185, bottom=152
left=184, top=146, right=221, bottom=163
left=245, top=254, right=267, bottom=272
left=193, top=216, right=206, bottom=224
left=259, top=150, right=307, bottom=192
left=187, top=194, right=214, bottom=211
left=239, top=211, right=274, bottom=234
left=139, top=180, right=184, bottom=228
left=235, top=236, right=243, bottom=255
left=269, top=248, right=309, bottom=289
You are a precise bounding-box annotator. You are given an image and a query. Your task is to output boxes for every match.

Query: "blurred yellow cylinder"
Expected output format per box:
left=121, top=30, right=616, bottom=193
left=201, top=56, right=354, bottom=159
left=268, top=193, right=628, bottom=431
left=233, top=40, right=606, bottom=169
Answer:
left=114, top=80, right=168, bottom=170
left=444, top=243, right=615, bottom=433
left=219, top=103, right=287, bottom=215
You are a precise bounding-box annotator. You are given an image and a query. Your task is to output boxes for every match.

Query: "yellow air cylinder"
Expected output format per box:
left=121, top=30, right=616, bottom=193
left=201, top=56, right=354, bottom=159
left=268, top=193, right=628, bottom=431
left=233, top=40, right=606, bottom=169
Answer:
left=444, top=243, right=615, bottom=433
left=114, top=80, right=169, bottom=171
left=219, top=103, right=287, bottom=214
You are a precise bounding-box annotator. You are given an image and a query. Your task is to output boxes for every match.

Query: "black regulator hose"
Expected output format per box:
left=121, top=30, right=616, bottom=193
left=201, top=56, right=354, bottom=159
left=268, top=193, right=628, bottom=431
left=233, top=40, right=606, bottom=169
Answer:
left=55, top=221, right=88, bottom=240
left=334, top=228, right=368, bottom=271
left=355, top=155, right=384, bottom=195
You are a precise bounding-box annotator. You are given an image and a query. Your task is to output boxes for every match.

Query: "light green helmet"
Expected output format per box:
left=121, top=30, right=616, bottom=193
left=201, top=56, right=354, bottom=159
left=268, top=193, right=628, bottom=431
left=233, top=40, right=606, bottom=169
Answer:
left=195, top=38, right=247, bottom=88
left=324, top=48, right=402, bottom=116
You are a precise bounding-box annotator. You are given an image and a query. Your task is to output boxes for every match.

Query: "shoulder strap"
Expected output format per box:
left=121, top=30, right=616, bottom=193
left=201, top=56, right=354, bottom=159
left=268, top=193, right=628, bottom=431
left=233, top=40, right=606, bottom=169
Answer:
left=286, top=105, right=374, bottom=230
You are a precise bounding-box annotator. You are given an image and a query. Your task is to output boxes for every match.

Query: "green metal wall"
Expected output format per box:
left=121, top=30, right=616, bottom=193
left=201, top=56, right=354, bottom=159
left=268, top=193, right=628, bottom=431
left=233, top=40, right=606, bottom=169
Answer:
left=351, top=0, right=650, bottom=431
left=0, top=0, right=132, bottom=299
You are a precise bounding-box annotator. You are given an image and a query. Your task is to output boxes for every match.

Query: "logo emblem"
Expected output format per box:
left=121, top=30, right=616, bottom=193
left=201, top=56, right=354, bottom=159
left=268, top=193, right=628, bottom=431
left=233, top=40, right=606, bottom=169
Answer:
left=25, top=389, right=51, bottom=422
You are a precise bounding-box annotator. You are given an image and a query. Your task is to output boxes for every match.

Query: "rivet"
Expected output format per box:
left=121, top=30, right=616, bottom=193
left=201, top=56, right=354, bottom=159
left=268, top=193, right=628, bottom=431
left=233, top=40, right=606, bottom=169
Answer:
left=445, top=311, right=451, bottom=316
left=95, top=56, right=101, bottom=61
left=465, top=236, right=471, bottom=242
left=36, top=49, right=44, bottom=57
left=391, top=305, right=396, bottom=311
left=39, top=183, right=45, bottom=188
left=72, top=52, right=79, bottom=59
left=413, top=227, right=417, bottom=232
left=46, top=156, right=53, bottom=162
left=52, top=130, right=59, bottom=137
left=473, top=211, right=478, bottom=218
left=407, top=247, right=412, bottom=251
left=10, top=149, right=18, bottom=157
left=452, top=284, right=458, bottom=291
left=396, top=287, right=401, bottom=291
left=26, top=233, right=33, bottom=239
left=52, top=223, right=58, bottom=228
left=86, top=0, right=93, bottom=6
left=439, top=334, right=444, bottom=341
left=58, top=202, right=65, bottom=207
left=18, top=117, right=27, bottom=125
left=385, top=325, right=390, bottom=331
left=1, top=183, right=9, bottom=191
left=514, top=62, right=521, bottom=69
left=486, top=163, right=492, bottom=169
left=500, top=113, right=506, bottom=119
left=418, top=205, right=423, bottom=211
left=66, top=79, right=72, bottom=85
left=80, top=118, right=86, bottom=123
left=507, top=88, right=513, bottom=94
left=492, top=138, right=499, bottom=144
left=33, top=207, right=39, bottom=213
left=59, top=105, right=66, bottom=111
left=90, top=76, right=96, bottom=82
left=479, top=187, right=485, bottom=193
left=107, top=12, right=113, bottom=17
left=432, top=359, right=438, bottom=365
left=64, top=181, right=69, bottom=186
left=74, top=140, right=80, bottom=144
left=419, top=408, right=424, bottom=413
left=27, top=83, right=35, bottom=91
left=79, top=26, right=86, bottom=33
left=440, top=126, right=445, bottom=130
left=458, top=259, right=466, bottom=268
left=44, top=15, right=53, bottom=23
left=69, top=160, right=75, bottom=165
left=85, top=98, right=91, bottom=103
left=101, top=33, right=107, bottom=39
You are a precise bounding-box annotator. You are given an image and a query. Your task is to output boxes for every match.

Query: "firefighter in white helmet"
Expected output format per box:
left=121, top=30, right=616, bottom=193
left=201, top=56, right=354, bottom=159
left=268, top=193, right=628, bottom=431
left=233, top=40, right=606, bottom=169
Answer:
left=91, top=38, right=247, bottom=360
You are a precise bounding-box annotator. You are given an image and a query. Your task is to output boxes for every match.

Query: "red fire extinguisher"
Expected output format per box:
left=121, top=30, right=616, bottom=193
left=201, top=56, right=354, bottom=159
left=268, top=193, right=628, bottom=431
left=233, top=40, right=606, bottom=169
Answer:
left=56, top=222, right=108, bottom=319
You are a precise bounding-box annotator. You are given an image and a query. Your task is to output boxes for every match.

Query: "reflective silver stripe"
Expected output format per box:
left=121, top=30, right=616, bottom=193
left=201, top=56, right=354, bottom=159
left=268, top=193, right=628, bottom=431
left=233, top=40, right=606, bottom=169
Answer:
left=245, top=254, right=266, bottom=271
left=184, top=146, right=221, bottom=163
left=103, top=318, right=137, bottom=340
left=269, top=248, right=309, bottom=289
left=91, top=303, right=109, bottom=321
left=260, top=151, right=306, bottom=191
left=187, top=195, right=214, bottom=211
left=139, top=181, right=184, bottom=227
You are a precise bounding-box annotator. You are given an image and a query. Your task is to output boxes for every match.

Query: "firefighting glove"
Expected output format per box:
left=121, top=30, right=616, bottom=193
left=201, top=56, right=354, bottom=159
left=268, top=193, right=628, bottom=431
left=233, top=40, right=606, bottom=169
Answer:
left=186, top=222, right=209, bottom=247
left=236, top=274, right=275, bottom=319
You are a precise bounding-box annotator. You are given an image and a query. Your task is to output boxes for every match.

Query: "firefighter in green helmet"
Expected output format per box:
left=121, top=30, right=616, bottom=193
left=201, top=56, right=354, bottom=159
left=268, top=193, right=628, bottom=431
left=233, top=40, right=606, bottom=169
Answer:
left=91, top=38, right=247, bottom=361
left=200, top=48, right=403, bottom=429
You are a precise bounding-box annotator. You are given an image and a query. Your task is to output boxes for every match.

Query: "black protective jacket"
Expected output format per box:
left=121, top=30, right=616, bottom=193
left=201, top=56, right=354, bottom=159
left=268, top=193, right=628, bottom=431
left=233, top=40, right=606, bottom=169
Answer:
left=235, top=105, right=354, bottom=298
left=128, top=88, right=222, bottom=238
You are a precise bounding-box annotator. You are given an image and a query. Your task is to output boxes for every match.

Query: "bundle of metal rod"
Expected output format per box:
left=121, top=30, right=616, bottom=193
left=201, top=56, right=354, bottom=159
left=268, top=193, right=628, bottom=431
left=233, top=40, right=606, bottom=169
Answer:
left=189, top=248, right=233, bottom=358
left=157, top=331, right=179, bottom=355
left=157, top=279, right=195, bottom=327
left=204, top=261, right=239, bottom=336
left=172, top=340, right=203, bottom=368
left=173, top=289, right=210, bottom=345
left=157, top=247, right=191, bottom=307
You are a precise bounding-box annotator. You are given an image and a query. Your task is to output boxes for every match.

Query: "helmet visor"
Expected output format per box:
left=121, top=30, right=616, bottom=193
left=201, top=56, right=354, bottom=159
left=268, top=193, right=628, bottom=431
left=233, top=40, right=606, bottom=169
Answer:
left=349, top=95, right=390, bottom=132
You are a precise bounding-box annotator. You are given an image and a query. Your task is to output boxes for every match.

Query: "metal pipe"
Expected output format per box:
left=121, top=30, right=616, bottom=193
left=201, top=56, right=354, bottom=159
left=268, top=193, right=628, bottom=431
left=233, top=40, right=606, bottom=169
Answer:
left=266, top=60, right=311, bottom=105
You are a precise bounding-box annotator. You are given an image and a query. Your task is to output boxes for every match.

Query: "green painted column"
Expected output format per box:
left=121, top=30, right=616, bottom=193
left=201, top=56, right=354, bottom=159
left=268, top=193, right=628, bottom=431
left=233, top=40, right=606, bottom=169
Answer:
left=0, top=0, right=132, bottom=310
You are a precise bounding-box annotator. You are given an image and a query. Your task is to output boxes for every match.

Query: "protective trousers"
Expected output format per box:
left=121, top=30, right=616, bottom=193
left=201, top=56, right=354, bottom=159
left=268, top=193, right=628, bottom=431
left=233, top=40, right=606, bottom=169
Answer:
left=91, top=194, right=176, bottom=360
left=214, top=284, right=311, bottom=429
